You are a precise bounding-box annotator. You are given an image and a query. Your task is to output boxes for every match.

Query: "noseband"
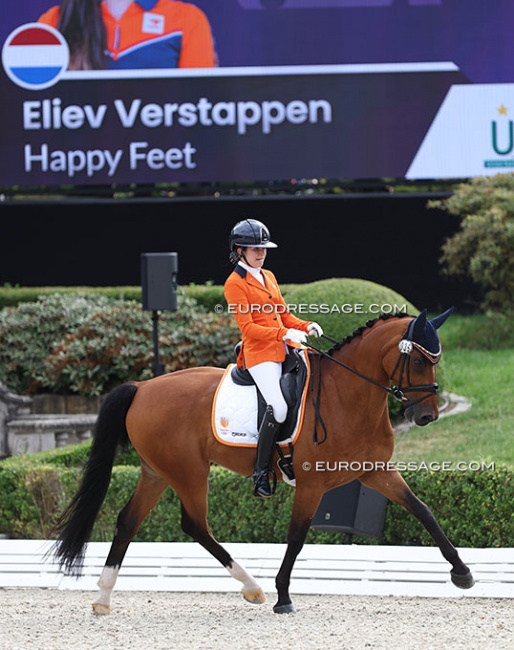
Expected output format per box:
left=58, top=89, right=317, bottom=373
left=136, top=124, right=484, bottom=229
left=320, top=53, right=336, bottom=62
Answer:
left=389, top=338, right=439, bottom=406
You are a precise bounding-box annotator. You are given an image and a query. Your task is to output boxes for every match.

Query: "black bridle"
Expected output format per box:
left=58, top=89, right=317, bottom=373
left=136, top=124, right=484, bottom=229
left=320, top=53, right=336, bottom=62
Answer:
left=306, top=331, right=439, bottom=445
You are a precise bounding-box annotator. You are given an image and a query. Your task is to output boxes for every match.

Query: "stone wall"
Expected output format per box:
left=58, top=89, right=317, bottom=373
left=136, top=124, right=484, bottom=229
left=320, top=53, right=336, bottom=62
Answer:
left=0, top=388, right=102, bottom=458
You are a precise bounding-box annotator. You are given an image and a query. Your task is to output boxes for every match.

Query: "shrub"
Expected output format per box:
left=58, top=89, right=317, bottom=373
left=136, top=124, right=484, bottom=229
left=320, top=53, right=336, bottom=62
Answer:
left=0, top=292, right=240, bottom=397
left=281, top=277, right=419, bottom=349
left=0, top=450, right=511, bottom=548
left=429, top=174, right=514, bottom=312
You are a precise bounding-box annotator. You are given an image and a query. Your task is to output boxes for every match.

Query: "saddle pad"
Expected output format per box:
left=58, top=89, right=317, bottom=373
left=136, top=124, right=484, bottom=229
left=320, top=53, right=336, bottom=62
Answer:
left=211, top=351, right=310, bottom=448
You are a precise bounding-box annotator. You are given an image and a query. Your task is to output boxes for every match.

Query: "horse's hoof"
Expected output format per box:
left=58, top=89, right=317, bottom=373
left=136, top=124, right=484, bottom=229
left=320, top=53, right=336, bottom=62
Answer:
left=451, top=570, right=475, bottom=589
left=242, top=587, right=266, bottom=604
left=273, top=602, right=297, bottom=615
left=92, top=602, right=111, bottom=615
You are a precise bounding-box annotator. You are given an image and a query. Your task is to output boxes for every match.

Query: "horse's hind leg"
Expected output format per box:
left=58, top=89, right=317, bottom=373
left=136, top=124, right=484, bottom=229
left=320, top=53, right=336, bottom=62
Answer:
left=360, top=469, right=474, bottom=588
left=174, top=475, right=266, bottom=605
left=92, top=462, right=168, bottom=615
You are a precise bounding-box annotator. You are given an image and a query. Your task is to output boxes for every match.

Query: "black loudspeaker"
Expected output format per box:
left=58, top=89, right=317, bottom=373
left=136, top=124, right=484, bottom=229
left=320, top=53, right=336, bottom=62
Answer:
left=141, top=252, right=178, bottom=311
left=311, top=480, right=388, bottom=539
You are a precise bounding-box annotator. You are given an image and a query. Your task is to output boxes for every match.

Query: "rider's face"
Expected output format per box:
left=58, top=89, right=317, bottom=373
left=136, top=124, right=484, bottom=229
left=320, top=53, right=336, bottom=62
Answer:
left=241, top=247, right=267, bottom=268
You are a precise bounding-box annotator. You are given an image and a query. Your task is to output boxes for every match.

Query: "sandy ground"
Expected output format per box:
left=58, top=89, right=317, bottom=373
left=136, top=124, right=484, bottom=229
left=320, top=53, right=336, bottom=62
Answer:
left=0, top=589, right=511, bottom=650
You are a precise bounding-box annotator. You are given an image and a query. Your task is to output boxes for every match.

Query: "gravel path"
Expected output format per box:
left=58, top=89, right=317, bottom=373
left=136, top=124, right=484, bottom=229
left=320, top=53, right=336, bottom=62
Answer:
left=0, top=589, right=511, bottom=650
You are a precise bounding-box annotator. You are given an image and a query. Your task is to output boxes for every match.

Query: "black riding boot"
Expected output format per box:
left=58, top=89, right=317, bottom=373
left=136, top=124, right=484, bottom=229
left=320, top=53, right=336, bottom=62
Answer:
left=253, top=405, right=281, bottom=498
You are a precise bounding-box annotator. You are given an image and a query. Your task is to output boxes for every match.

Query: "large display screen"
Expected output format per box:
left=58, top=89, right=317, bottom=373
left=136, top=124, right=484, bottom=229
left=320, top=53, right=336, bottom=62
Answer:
left=1, top=1, right=513, bottom=188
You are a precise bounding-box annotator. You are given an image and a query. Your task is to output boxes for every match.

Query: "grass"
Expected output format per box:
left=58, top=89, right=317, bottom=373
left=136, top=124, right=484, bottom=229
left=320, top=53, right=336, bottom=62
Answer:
left=392, top=313, right=514, bottom=468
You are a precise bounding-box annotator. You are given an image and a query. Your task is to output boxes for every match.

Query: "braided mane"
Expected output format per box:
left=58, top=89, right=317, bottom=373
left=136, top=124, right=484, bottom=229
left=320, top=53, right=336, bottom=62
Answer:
left=328, top=312, right=414, bottom=355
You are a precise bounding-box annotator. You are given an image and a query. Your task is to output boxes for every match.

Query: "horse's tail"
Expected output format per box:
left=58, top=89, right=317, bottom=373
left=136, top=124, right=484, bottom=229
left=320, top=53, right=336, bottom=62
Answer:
left=50, top=382, right=138, bottom=575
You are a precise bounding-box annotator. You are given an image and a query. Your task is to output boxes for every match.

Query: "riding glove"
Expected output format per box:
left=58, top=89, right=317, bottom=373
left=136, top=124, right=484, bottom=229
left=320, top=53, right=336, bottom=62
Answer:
left=283, top=329, right=308, bottom=344
left=307, top=322, right=323, bottom=338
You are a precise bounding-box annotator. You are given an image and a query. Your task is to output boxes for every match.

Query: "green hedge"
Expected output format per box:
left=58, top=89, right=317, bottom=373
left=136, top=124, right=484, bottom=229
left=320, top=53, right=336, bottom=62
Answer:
left=0, top=283, right=223, bottom=312
left=0, top=446, right=511, bottom=547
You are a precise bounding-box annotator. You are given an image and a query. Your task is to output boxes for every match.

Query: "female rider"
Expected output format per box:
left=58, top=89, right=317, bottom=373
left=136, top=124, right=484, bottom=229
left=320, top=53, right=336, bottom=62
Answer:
left=223, top=219, right=323, bottom=498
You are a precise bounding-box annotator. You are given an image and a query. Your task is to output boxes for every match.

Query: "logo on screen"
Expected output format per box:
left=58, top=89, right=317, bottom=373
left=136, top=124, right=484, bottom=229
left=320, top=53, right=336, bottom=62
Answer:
left=2, top=23, right=69, bottom=90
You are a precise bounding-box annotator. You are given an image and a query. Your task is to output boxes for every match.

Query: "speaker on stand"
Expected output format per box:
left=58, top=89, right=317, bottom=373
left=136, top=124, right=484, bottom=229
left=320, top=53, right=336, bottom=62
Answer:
left=141, top=252, right=178, bottom=377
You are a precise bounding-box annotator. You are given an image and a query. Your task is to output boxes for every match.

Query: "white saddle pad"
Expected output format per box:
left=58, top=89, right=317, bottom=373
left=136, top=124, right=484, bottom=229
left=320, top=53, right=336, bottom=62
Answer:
left=211, top=351, right=310, bottom=448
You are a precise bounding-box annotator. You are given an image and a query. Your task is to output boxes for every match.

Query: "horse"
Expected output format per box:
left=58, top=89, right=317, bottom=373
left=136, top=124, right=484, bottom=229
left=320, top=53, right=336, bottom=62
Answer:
left=49, top=308, right=475, bottom=615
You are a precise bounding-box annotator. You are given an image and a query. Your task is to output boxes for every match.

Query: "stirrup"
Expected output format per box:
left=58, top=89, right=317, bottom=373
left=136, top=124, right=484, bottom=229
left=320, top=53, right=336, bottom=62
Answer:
left=277, top=455, right=296, bottom=487
left=253, top=468, right=277, bottom=498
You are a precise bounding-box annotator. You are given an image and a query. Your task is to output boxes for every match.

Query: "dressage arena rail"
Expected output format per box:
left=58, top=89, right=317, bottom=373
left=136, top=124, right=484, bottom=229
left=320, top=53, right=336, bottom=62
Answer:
left=0, top=540, right=512, bottom=599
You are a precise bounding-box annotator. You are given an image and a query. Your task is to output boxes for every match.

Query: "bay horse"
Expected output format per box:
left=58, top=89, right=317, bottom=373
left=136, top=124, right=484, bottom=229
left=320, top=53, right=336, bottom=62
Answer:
left=50, top=308, right=474, bottom=615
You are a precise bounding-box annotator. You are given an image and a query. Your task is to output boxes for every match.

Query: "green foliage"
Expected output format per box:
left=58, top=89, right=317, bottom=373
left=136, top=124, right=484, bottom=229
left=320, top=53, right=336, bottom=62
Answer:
left=184, top=282, right=229, bottom=311
left=0, top=454, right=511, bottom=547
left=436, top=311, right=514, bottom=350
left=0, top=284, right=142, bottom=309
left=0, top=283, right=223, bottom=312
left=394, top=348, right=514, bottom=468
left=0, top=292, right=240, bottom=397
left=282, top=278, right=418, bottom=349
left=382, top=468, right=514, bottom=548
left=429, top=174, right=514, bottom=311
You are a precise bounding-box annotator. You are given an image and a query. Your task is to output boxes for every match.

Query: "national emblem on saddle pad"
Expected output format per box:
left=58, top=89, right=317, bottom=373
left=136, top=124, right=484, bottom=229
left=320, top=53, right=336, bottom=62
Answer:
left=211, top=348, right=311, bottom=448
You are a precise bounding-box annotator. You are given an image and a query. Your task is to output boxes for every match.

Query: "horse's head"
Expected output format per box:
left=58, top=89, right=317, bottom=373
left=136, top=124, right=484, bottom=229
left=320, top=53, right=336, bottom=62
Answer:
left=388, top=307, right=453, bottom=426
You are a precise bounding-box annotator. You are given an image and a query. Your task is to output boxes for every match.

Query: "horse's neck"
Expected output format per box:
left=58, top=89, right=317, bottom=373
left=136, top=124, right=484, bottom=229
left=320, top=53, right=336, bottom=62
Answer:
left=334, top=321, right=398, bottom=379
left=322, top=319, right=406, bottom=414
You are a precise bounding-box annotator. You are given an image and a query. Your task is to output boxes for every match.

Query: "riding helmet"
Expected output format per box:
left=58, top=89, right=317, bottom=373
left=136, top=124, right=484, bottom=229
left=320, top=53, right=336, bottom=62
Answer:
left=229, top=219, right=278, bottom=250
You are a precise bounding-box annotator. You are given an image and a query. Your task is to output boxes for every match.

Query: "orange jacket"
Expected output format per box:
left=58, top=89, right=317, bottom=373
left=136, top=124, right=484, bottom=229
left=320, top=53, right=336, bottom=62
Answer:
left=38, top=0, right=216, bottom=69
left=224, top=265, right=311, bottom=369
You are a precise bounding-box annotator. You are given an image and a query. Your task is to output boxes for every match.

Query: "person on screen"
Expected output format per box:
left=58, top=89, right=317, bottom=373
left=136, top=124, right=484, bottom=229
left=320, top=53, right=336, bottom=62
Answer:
left=224, top=219, right=323, bottom=499
left=38, top=0, right=217, bottom=70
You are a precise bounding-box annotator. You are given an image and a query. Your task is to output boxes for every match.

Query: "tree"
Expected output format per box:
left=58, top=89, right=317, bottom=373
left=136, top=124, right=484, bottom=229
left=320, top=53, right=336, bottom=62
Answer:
left=428, top=174, right=514, bottom=312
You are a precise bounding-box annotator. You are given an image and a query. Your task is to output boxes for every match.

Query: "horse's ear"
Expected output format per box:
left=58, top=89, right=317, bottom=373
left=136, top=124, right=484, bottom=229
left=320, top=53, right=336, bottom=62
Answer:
left=430, top=306, right=455, bottom=330
left=410, top=308, right=428, bottom=341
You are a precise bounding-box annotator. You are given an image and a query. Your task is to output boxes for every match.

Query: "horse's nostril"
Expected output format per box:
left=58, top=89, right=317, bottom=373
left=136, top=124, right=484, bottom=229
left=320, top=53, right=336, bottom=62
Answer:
left=419, top=413, right=436, bottom=426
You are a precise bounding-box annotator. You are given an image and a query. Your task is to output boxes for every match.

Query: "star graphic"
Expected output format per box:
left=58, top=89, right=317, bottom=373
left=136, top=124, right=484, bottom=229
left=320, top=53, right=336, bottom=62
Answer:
left=497, top=104, right=508, bottom=115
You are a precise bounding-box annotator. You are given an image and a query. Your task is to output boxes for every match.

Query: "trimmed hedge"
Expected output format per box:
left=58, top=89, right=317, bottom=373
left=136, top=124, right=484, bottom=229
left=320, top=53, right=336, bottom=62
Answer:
left=0, top=283, right=221, bottom=311
left=0, top=445, right=511, bottom=547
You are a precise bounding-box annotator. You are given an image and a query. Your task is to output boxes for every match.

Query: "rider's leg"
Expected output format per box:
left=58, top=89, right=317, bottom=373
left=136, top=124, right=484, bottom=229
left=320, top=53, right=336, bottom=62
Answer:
left=248, top=362, right=288, bottom=498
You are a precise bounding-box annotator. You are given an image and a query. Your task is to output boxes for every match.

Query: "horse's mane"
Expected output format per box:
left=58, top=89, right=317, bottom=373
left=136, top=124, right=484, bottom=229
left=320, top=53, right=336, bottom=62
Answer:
left=328, top=312, right=414, bottom=355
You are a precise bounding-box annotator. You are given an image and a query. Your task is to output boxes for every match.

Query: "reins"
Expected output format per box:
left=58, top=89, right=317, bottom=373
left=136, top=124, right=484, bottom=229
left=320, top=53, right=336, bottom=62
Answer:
left=305, top=329, right=439, bottom=445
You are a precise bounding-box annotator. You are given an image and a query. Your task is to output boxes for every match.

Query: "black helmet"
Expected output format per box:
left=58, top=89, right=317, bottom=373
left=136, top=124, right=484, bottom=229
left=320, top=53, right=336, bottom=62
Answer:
left=229, top=219, right=278, bottom=250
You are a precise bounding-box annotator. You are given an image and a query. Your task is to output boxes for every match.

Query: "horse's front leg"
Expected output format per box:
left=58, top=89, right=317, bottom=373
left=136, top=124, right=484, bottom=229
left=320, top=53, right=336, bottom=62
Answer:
left=274, top=487, right=323, bottom=614
left=360, top=469, right=474, bottom=589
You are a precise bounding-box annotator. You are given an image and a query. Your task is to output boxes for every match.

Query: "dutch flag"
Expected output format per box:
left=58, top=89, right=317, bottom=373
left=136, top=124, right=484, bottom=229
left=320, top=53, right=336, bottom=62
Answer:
left=2, top=23, right=69, bottom=90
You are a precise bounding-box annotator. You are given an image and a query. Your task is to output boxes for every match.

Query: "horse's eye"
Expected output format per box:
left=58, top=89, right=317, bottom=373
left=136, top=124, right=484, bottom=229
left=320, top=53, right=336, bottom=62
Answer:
left=413, top=357, right=424, bottom=367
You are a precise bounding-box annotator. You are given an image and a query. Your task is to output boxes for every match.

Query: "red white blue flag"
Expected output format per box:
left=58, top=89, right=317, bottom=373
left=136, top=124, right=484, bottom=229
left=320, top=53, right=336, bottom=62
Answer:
left=2, top=23, right=69, bottom=90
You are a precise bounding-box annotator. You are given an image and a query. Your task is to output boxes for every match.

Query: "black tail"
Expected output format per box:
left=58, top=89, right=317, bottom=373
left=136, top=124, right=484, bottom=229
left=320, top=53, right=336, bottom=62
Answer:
left=50, top=382, right=138, bottom=575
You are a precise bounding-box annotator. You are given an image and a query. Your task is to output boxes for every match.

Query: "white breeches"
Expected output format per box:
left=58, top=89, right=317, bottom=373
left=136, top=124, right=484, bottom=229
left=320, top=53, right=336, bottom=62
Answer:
left=248, top=360, right=288, bottom=423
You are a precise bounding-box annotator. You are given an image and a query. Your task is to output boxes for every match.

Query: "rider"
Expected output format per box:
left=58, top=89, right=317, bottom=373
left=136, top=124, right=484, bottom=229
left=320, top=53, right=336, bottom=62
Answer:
left=223, top=219, right=323, bottom=498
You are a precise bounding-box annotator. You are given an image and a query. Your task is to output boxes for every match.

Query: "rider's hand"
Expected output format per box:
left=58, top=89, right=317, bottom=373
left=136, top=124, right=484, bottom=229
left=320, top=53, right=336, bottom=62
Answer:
left=307, top=322, right=323, bottom=338
left=283, top=329, right=308, bottom=345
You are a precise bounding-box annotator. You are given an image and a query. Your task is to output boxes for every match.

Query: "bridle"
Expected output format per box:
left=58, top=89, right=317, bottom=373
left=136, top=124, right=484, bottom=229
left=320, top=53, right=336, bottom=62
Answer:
left=305, top=325, right=440, bottom=445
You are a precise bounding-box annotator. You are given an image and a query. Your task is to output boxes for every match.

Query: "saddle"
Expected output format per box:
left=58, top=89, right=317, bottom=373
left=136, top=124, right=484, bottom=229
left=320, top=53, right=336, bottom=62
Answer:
left=230, top=342, right=308, bottom=444
left=229, top=343, right=309, bottom=485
